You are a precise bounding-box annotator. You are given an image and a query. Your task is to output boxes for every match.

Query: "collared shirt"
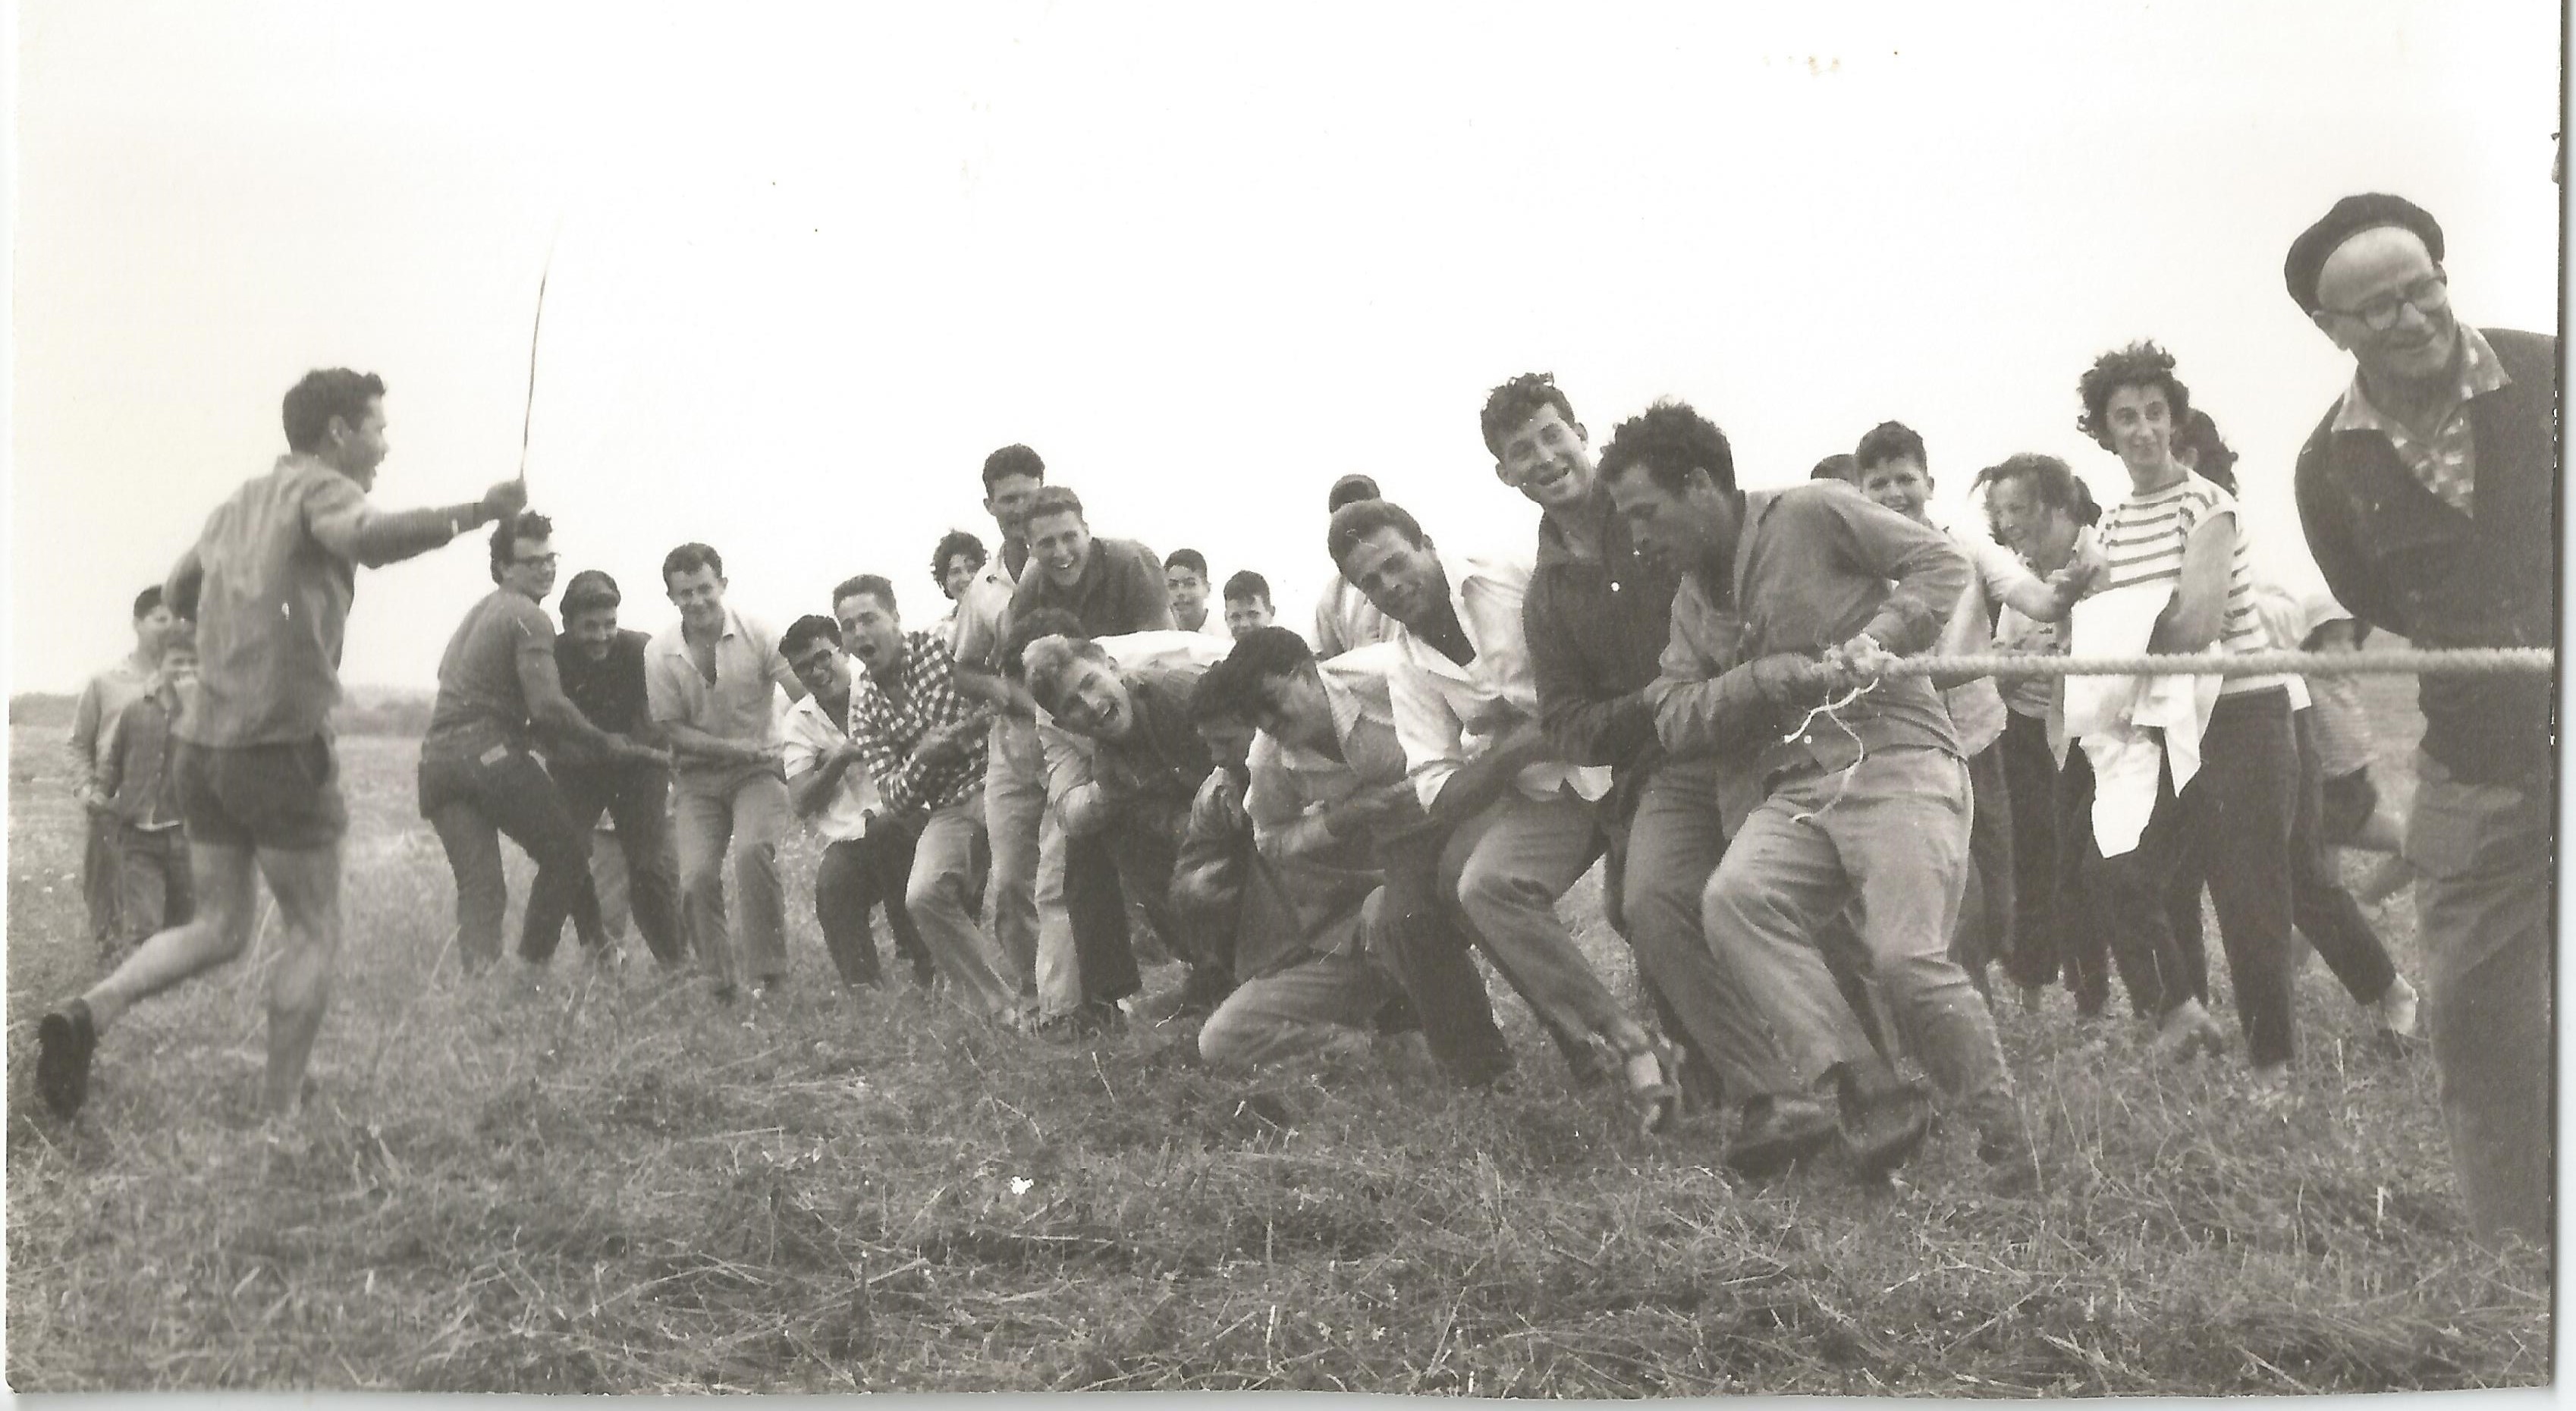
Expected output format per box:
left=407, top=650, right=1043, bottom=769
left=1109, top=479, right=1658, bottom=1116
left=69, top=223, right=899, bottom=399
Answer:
left=1244, top=643, right=1414, bottom=865
left=1312, top=573, right=1396, bottom=658
left=848, top=630, right=989, bottom=818
left=2331, top=324, right=2510, bottom=515
left=646, top=605, right=800, bottom=783
left=99, top=683, right=184, bottom=829
left=1523, top=486, right=1682, bottom=775
left=1008, top=536, right=1174, bottom=640
left=70, top=657, right=153, bottom=784
left=1645, top=482, right=1968, bottom=832
left=172, top=454, right=472, bottom=747
left=949, top=553, right=1019, bottom=669
left=1386, top=545, right=1612, bottom=812
left=783, top=687, right=884, bottom=842
left=423, top=589, right=556, bottom=763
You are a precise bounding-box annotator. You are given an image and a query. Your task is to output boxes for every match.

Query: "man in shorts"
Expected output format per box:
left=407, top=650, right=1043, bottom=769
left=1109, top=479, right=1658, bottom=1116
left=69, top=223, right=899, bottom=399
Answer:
left=36, top=368, right=526, bottom=1122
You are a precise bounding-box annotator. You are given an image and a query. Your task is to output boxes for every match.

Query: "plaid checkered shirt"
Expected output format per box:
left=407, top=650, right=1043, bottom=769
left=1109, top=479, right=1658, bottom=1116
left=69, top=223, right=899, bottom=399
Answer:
left=846, top=630, right=989, bottom=818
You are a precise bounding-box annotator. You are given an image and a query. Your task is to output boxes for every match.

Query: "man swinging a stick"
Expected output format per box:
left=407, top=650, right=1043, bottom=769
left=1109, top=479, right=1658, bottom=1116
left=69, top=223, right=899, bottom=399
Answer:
left=36, top=369, right=527, bottom=1122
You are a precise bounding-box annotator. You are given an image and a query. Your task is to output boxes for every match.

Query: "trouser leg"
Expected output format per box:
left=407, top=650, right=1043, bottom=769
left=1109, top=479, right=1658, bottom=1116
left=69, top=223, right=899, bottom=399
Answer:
left=111, top=824, right=183, bottom=950
left=1064, top=827, right=1140, bottom=1006
left=1198, top=945, right=1398, bottom=1070
left=872, top=822, right=936, bottom=985
left=673, top=784, right=738, bottom=986
left=983, top=720, right=1045, bottom=998
left=605, top=768, right=688, bottom=966
left=1954, top=742, right=2014, bottom=994
left=467, top=753, right=603, bottom=964
left=813, top=837, right=884, bottom=987
left=906, top=801, right=1017, bottom=1014
left=2190, top=691, right=2298, bottom=1067
left=427, top=798, right=508, bottom=969
left=2053, top=746, right=2113, bottom=1015
left=592, top=831, right=631, bottom=940
left=1372, top=824, right=1513, bottom=1086
left=727, top=774, right=791, bottom=985
left=83, top=812, right=121, bottom=944
left=1439, top=791, right=1642, bottom=1061
left=2285, top=710, right=2397, bottom=1006
left=2411, top=758, right=2552, bottom=1249
left=1998, top=712, right=2061, bottom=991
left=2082, top=760, right=2197, bottom=1022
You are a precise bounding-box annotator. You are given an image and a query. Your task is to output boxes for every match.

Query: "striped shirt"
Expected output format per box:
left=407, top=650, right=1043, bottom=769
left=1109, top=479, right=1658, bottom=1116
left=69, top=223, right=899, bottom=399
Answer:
left=2094, top=476, right=2284, bottom=696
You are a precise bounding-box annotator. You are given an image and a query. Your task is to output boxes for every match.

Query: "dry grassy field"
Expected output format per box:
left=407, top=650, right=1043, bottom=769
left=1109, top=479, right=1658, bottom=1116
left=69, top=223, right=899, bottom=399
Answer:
left=4, top=679, right=2550, bottom=1393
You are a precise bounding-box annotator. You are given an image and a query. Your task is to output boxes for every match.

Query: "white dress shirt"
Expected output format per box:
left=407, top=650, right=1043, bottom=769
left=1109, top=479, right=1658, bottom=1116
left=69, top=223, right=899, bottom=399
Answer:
left=1384, top=545, right=1612, bottom=812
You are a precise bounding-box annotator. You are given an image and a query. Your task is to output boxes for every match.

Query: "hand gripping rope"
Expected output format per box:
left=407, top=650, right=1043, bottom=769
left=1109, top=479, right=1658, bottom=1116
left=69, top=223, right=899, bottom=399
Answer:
left=1774, top=646, right=2553, bottom=826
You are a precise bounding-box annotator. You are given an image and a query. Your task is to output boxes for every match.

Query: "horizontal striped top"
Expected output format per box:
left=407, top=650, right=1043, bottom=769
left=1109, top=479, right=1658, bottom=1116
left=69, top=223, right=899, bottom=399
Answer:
left=2094, top=474, right=2285, bottom=696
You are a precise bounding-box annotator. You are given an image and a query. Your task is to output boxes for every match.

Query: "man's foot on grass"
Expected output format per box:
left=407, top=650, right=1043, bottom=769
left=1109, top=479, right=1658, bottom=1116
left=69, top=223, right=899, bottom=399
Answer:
left=36, top=999, right=98, bottom=1120
left=1723, top=1095, right=1838, bottom=1179
left=2151, top=998, right=2228, bottom=1064
left=1839, top=1081, right=1934, bottom=1183
left=2373, top=975, right=2420, bottom=1039
left=1035, top=1001, right=1125, bottom=1043
left=1970, top=1098, right=2042, bottom=1196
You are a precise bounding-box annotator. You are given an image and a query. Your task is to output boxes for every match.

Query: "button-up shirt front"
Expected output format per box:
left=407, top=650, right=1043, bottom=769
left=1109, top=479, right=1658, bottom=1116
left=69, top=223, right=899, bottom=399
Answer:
left=2331, top=324, right=2511, bottom=515
left=1244, top=643, right=1413, bottom=865
left=1386, top=545, right=1612, bottom=813
left=783, top=689, right=883, bottom=842
left=646, top=605, right=799, bottom=788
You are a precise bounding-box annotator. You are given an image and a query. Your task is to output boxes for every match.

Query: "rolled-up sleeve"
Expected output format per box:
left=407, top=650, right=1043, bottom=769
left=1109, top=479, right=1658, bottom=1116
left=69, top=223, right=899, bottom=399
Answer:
left=300, top=473, right=464, bottom=569
left=1644, top=577, right=1774, bottom=759
left=1038, top=719, right=1111, bottom=835
left=1816, top=494, right=1971, bottom=653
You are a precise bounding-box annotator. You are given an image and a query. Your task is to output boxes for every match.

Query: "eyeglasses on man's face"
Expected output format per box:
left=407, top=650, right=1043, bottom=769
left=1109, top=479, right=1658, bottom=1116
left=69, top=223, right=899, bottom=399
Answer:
left=2326, top=270, right=2449, bottom=333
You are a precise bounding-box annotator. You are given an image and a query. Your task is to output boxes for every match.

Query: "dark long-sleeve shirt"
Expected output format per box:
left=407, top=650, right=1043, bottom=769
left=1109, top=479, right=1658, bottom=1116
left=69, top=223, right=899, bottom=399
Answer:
left=1523, top=487, right=1684, bottom=808
left=2294, top=325, right=2556, bottom=789
left=1645, top=482, right=1970, bottom=831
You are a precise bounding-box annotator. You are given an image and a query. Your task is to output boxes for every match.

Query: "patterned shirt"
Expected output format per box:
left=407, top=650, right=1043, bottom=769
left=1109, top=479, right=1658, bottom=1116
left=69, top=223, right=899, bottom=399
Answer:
left=2330, top=324, right=2511, bottom=516
left=2094, top=476, right=2284, bottom=696
left=847, top=630, right=990, bottom=817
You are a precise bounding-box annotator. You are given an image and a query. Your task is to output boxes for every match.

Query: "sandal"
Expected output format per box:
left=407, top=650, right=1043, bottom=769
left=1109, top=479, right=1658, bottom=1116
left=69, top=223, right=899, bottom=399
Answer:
left=1621, top=1039, right=1684, bottom=1137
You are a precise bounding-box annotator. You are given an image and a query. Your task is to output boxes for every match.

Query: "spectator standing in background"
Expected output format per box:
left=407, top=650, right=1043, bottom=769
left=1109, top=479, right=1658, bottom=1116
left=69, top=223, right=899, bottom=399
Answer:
left=70, top=586, right=179, bottom=947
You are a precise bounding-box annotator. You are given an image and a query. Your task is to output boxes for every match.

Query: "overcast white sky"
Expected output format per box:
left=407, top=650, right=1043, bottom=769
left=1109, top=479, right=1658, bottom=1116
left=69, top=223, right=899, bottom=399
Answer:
left=8, top=1, right=2565, bottom=694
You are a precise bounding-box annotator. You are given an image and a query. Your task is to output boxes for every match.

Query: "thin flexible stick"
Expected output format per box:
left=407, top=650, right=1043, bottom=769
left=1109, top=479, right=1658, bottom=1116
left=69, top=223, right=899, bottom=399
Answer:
left=515, top=228, right=561, bottom=488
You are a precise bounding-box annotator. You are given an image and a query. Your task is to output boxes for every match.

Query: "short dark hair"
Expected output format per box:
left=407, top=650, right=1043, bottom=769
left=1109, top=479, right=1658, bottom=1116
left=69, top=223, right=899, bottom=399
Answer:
left=1326, top=499, right=1429, bottom=570
left=661, top=542, right=724, bottom=586
left=1853, top=421, right=1927, bottom=475
left=1221, top=570, right=1271, bottom=605
left=1596, top=401, right=1736, bottom=496
left=1810, top=454, right=1857, bottom=483
left=1190, top=626, right=1315, bottom=723
left=931, top=530, right=986, bottom=587
left=2174, top=409, right=2239, bottom=495
left=1326, top=474, right=1381, bottom=513
left=281, top=369, right=385, bottom=454
left=132, top=585, right=165, bottom=620
left=831, top=573, right=897, bottom=616
left=1972, top=453, right=2101, bottom=528
left=1020, top=485, right=1085, bottom=529
left=982, top=444, right=1046, bottom=493
left=1479, top=372, right=1578, bottom=458
left=780, top=614, right=843, bottom=659
left=488, top=510, right=554, bottom=583
left=560, top=569, right=620, bottom=617
left=1164, top=548, right=1208, bottom=578
left=1000, top=606, right=1085, bottom=680
left=2076, top=341, right=2194, bottom=451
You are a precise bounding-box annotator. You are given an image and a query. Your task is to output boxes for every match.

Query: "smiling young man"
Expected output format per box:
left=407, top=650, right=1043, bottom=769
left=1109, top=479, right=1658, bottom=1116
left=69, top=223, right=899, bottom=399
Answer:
left=647, top=542, right=806, bottom=1004
left=1311, top=474, right=1397, bottom=658
left=1164, top=548, right=1221, bottom=635
left=1005, top=485, right=1175, bottom=1027
left=1607, top=401, right=2034, bottom=1189
left=837, top=574, right=1018, bottom=1016
left=543, top=569, right=687, bottom=968
left=1494, top=372, right=1841, bottom=1171
left=779, top=611, right=935, bottom=993
left=2286, top=194, right=2556, bottom=1249
left=38, top=369, right=527, bottom=1123
left=1327, top=495, right=1686, bottom=1132
left=1220, top=570, right=1277, bottom=639
left=419, top=512, right=668, bottom=975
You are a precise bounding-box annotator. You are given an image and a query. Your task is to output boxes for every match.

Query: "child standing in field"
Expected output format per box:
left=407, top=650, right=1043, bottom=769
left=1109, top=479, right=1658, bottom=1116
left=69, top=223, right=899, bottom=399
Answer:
left=93, top=633, right=199, bottom=956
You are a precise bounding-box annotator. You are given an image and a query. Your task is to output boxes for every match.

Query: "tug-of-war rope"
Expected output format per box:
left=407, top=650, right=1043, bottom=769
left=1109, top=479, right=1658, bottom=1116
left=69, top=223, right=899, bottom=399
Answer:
left=1871, top=646, right=2553, bottom=679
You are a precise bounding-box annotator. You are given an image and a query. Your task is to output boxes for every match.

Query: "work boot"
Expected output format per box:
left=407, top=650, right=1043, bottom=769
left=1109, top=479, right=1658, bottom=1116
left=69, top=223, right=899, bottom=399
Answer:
left=36, top=999, right=98, bottom=1120
left=1836, top=1070, right=1934, bottom=1183
left=1723, top=1093, right=1838, bottom=1179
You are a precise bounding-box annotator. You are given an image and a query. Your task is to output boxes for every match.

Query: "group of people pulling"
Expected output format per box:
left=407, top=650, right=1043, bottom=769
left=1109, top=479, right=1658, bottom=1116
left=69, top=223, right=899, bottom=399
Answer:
left=38, top=192, right=2552, bottom=1247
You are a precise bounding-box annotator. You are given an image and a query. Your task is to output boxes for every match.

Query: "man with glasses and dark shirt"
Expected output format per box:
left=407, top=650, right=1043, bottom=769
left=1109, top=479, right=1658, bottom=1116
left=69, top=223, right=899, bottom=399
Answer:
left=420, top=514, right=668, bottom=974
left=38, top=368, right=526, bottom=1123
left=2287, top=193, right=2556, bottom=1249
left=544, top=569, right=689, bottom=967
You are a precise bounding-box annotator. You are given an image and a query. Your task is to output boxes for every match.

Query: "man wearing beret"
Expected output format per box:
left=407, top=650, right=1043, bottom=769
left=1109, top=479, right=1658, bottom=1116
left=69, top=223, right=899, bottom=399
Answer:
left=2285, top=193, right=2554, bottom=1250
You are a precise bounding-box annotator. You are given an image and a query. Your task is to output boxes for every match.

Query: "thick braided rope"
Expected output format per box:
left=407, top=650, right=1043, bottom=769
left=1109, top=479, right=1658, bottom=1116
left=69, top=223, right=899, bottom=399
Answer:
left=1873, top=647, right=2552, bottom=680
